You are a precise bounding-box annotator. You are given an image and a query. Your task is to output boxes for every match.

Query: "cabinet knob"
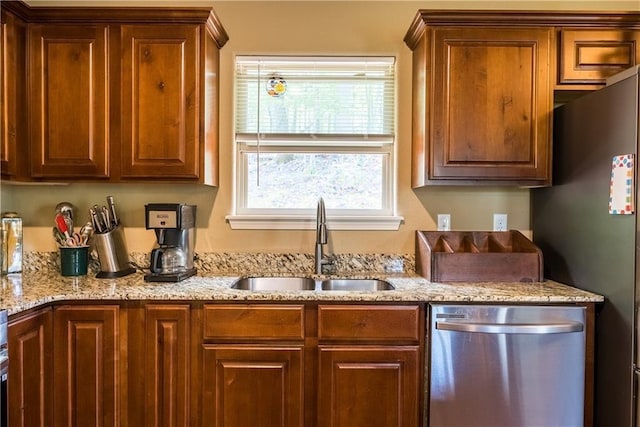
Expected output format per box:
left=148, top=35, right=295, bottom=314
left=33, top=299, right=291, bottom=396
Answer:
left=158, top=81, right=165, bottom=90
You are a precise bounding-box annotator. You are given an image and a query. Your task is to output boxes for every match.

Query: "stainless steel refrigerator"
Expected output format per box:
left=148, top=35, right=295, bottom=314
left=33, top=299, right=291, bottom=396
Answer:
left=532, top=65, right=640, bottom=427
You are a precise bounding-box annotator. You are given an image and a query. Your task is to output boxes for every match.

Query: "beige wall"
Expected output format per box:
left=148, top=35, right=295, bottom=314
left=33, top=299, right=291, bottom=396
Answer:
left=3, top=1, right=638, bottom=255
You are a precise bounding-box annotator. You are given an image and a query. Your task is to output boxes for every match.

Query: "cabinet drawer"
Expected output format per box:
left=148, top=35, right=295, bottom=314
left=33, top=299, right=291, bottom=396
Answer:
left=318, top=305, right=420, bottom=342
left=203, top=304, right=304, bottom=340
left=559, top=29, right=640, bottom=85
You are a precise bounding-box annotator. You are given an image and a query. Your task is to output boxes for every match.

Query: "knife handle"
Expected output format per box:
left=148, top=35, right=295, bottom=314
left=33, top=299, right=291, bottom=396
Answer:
left=106, top=195, right=119, bottom=227
left=98, top=208, right=110, bottom=232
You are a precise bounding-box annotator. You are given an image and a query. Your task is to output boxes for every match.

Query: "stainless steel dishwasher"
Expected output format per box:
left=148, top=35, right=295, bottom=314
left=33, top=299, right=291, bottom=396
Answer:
left=429, top=304, right=585, bottom=427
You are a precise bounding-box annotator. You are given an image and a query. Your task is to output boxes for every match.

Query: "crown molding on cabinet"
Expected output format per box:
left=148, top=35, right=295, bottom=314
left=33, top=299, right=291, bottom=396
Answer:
left=404, top=10, right=640, bottom=50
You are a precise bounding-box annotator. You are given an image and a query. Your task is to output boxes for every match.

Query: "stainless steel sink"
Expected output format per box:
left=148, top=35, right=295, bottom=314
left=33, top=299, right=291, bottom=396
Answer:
left=320, top=279, right=395, bottom=291
left=231, top=277, right=317, bottom=291
left=230, top=277, right=395, bottom=291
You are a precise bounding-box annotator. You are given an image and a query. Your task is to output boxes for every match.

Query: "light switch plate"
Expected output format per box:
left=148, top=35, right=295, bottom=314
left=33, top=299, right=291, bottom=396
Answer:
left=437, top=214, right=451, bottom=231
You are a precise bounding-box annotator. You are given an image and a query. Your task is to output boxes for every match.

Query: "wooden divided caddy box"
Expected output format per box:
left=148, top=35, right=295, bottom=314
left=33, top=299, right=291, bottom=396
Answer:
left=416, top=231, right=543, bottom=282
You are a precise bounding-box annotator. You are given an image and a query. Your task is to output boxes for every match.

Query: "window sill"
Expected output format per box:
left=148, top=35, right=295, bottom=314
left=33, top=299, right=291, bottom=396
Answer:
left=225, top=214, right=404, bottom=230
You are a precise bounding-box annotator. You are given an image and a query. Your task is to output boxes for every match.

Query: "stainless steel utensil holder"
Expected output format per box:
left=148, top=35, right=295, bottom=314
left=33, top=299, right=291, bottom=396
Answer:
left=93, top=225, right=136, bottom=278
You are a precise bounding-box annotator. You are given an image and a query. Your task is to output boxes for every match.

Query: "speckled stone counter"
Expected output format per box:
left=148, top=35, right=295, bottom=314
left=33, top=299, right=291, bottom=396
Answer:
left=0, top=269, right=604, bottom=316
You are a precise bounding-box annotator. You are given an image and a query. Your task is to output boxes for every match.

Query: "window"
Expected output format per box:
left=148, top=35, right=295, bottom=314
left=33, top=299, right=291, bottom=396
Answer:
left=228, top=56, right=401, bottom=230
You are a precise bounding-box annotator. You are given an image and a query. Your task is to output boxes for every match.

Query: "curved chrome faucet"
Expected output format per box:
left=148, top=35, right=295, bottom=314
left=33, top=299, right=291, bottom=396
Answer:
left=315, top=198, right=332, bottom=274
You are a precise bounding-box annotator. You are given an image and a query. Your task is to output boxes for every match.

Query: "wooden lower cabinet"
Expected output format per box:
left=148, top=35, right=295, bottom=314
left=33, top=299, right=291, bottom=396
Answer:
left=200, top=304, right=306, bottom=427
left=316, top=304, right=423, bottom=427
left=191, top=302, right=424, bottom=427
left=7, top=308, right=53, bottom=427
left=144, top=304, right=191, bottom=427
left=317, top=346, right=421, bottom=427
left=202, top=345, right=304, bottom=427
left=52, top=305, right=120, bottom=426
left=120, top=303, right=194, bottom=426
left=7, top=302, right=424, bottom=426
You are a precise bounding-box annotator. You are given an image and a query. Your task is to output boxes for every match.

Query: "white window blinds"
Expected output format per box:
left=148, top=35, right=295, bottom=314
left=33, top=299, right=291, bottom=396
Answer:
left=235, top=56, right=395, bottom=145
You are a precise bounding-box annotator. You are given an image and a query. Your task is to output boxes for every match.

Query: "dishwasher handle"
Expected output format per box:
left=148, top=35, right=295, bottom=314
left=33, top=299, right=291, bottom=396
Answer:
left=435, top=320, right=584, bottom=334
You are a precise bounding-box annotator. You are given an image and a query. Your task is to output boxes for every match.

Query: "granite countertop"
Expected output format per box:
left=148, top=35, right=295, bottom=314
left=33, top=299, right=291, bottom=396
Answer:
left=0, top=269, right=604, bottom=316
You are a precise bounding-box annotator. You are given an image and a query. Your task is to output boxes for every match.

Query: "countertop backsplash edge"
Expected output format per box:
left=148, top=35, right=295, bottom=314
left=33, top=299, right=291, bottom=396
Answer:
left=22, top=251, right=415, bottom=275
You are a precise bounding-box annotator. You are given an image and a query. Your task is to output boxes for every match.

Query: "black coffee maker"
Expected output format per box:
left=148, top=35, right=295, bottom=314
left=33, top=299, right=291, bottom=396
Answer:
left=144, top=203, right=196, bottom=282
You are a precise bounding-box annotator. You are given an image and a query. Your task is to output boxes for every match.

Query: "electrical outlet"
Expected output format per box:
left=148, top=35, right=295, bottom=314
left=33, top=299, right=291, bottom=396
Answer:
left=493, top=214, right=508, bottom=231
left=437, top=214, right=451, bottom=231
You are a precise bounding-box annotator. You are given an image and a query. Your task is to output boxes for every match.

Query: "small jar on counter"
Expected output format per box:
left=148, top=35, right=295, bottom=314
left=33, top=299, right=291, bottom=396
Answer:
left=1, top=212, right=22, bottom=274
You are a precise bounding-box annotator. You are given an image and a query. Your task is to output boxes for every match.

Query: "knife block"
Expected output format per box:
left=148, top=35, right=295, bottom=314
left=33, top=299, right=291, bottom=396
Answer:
left=93, top=225, right=136, bottom=278
left=415, top=230, right=543, bottom=282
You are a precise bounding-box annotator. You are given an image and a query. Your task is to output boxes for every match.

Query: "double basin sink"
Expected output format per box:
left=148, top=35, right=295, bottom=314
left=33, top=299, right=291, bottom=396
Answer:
left=231, top=276, right=395, bottom=292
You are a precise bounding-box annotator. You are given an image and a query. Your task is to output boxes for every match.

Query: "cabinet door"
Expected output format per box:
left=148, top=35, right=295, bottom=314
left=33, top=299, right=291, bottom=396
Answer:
left=559, top=29, right=640, bottom=86
left=202, top=345, right=304, bottom=427
left=29, top=24, right=109, bottom=179
left=120, top=25, right=200, bottom=180
left=145, top=304, right=190, bottom=427
left=1, top=8, right=27, bottom=180
left=53, top=305, right=120, bottom=426
left=8, top=308, right=53, bottom=427
left=430, top=27, right=552, bottom=184
left=317, top=346, right=420, bottom=427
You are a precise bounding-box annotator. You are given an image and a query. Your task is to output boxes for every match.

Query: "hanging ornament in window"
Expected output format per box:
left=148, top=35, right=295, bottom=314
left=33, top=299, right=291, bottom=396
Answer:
left=266, top=75, right=287, bottom=97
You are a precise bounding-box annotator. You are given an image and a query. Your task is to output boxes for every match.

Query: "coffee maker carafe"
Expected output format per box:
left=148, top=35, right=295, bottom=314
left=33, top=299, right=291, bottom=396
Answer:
left=144, top=203, right=197, bottom=282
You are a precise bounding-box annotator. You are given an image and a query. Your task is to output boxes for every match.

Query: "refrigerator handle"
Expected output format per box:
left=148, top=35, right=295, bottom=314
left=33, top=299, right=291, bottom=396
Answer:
left=436, top=320, right=584, bottom=334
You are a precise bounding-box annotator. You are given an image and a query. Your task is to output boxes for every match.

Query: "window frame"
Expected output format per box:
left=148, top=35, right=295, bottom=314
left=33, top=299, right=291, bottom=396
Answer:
left=226, top=55, right=403, bottom=230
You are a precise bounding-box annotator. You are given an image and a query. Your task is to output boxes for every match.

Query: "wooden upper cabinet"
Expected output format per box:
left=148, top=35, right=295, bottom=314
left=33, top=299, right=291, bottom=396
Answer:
left=29, top=24, right=110, bottom=179
left=404, top=11, right=640, bottom=187
left=120, top=25, right=200, bottom=181
left=432, top=27, right=552, bottom=184
left=559, top=29, right=640, bottom=86
left=118, top=12, right=226, bottom=185
left=405, top=13, right=553, bottom=186
left=3, top=3, right=228, bottom=184
left=1, top=5, right=28, bottom=180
